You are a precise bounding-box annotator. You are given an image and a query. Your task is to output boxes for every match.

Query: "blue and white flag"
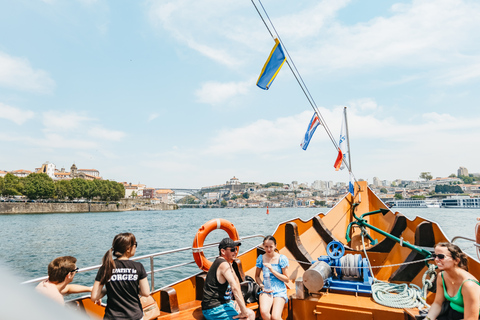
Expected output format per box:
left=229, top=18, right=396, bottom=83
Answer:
left=257, top=39, right=286, bottom=90
left=300, top=113, right=321, bottom=150
left=349, top=172, right=354, bottom=196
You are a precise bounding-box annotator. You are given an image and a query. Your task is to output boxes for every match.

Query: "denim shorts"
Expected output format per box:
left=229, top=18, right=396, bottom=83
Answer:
left=202, top=301, right=239, bottom=320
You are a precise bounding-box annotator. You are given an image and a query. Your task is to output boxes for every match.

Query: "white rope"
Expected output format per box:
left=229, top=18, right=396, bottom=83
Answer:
left=358, top=233, right=432, bottom=310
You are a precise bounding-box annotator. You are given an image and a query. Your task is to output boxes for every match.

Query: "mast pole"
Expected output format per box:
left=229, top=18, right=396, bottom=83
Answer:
left=344, top=107, right=352, bottom=172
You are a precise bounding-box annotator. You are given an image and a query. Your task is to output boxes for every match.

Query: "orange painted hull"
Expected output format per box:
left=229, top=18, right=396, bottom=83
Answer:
left=73, top=181, right=480, bottom=320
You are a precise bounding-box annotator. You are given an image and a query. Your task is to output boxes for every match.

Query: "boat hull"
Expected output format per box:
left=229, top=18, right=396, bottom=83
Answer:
left=69, top=181, right=480, bottom=319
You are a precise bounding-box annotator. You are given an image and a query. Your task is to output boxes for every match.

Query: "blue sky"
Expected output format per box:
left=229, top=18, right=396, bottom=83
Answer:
left=1, top=0, right=479, bottom=188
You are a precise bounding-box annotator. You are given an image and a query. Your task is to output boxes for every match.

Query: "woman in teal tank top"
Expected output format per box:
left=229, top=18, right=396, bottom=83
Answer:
left=425, top=242, right=480, bottom=320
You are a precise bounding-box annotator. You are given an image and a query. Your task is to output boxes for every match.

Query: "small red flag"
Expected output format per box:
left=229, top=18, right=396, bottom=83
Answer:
left=334, top=148, right=343, bottom=171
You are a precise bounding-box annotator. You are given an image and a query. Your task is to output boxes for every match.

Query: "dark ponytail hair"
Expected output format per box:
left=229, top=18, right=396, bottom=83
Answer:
left=98, top=233, right=136, bottom=285
left=263, top=235, right=279, bottom=253
left=435, top=242, right=469, bottom=271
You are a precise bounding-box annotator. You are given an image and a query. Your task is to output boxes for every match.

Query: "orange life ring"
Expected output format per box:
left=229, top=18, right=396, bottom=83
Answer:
left=476, top=218, right=480, bottom=260
left=192, top=218, right=240, bottom=272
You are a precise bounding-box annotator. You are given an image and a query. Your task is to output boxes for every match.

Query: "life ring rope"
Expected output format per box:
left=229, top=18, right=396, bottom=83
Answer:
left=192, top=218, right=239, bottom=272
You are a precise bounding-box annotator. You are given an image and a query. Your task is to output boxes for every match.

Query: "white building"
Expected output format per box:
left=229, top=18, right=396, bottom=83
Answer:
left=37, top=161, right=56, bottom=179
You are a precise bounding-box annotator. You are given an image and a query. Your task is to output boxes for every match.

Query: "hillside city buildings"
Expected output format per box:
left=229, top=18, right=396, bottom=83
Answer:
left=2, top=162, right=479, bottom=207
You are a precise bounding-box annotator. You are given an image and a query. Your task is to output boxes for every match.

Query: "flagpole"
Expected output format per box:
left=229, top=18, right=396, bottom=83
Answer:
left=344, top=107, right=352, bottom=172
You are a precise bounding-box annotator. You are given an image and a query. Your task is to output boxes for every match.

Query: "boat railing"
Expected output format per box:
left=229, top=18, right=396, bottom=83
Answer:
left=451, top=235, right=480, bottom=247
left=21, top=234, right=264, bottom=292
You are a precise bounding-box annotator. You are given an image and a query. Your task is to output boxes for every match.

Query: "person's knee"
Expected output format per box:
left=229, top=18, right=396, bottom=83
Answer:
left=260, top=309, right=270, bottom=319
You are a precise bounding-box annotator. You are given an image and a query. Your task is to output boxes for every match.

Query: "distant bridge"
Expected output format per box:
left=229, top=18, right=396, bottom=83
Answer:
left=165, top=188, right=205, bottom=204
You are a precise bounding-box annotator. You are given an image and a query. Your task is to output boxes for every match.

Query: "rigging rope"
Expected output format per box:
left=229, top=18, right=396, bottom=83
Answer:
left=250, top=0, right=358, bottom=185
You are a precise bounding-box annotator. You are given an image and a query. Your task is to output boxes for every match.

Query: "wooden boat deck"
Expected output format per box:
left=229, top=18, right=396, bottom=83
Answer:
left=69, top=181, right=480, bottom=320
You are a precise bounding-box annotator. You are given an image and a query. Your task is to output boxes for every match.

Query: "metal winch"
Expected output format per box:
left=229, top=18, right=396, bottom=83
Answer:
left=303, top=241, right=373, bottom=294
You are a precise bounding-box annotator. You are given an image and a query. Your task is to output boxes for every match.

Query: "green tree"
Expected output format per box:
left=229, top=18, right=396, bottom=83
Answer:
left=419, top=172, right=433, bottom=181
left=264, top=182, right=283, bottom=188
left=0, top=176, right=4, bottom=194
left=449, top=174, right=457, bottom=178
left=70, top=178, right=87, bottom=199
left=380, top=188, right=388, bottom=193
left=23, top=173, right=55, bottom=199
left=2, top=173, right=24, bottom=196
left=394, top=193, right=404, bottom=200
left=410, top=195, right=426, bottom=200
left=231, top=194, right=237, bottom=200
left=55, top=180, right=72, bottom=200
left=110, top=181, right=125, bottom=201
left=459, top=175, right=474, bottom=184
left=314, top=200, right=326, bottom=206
left=242, top=192, right=249, bottom=199
left=220, top=200, right=227, bottom=207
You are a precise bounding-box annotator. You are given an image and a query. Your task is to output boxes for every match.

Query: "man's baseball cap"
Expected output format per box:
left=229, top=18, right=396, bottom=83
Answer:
left=219, top=238, right=241, bottom=249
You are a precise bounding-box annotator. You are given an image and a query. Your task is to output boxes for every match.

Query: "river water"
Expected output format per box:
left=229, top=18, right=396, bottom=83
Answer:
left=1, top=207, right=478, bottom=290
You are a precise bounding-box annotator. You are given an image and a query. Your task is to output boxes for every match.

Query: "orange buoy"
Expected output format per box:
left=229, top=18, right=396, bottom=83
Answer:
left=266, top=206, right=269, bottom=215
left=476, top=218, right=480, bottom=260
left=192, top=218, right=240, bottom=272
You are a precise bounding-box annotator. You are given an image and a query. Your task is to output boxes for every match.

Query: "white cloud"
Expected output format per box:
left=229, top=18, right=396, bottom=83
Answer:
left=42, top=111, right=93, bottom=131
left=147, top=1, right=261, bottom=68
left=204, top=101, right=480, bottom=162
left=88, top=127, right=126, bottom=141
left=148, top=0, right=480, bottom=84
left=0, top=52, right=55, bottom=93
left=148, top=113, right=159, bottom=122
left=204, top=111, right=313, bottom=156
left=196, top=80, right=251, bottom=106
left=298, top=0, right=480, bottom=78
left=40, top=110, right=125, bottom=143
left=0, top=103, right=35, bottom=125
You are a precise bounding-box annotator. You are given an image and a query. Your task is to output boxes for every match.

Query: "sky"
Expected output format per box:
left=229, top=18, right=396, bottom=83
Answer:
left=1, top=0, right=480, bottom=189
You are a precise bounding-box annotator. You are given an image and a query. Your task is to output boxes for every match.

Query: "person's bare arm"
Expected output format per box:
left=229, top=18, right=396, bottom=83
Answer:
left=61, top=284, right=92, bottom=295
left=139, top=277, right=150, bottom=297
left=462, top=280, right=480, bottom=320
left=91, top=281, right=106, bottom=301
left=425, top=274, right=446, bottom=320
left=254, top=267, right=263, bottom=289
left=219, top=262, right=250, bottom=317
left=264, top=262, right=289, bottom=283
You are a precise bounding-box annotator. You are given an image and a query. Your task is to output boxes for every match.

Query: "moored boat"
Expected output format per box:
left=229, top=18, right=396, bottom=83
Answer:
left=23, top=181, right=480, bottom=319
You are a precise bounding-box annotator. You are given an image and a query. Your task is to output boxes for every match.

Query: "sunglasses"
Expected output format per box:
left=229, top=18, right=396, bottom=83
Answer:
left=135, top=242, right=138, bottom=247
left=226, top=247, right=238, bottom=252
left=70, top=267, right=79, bottom=273
left=432, top=253, right=449, bottom=260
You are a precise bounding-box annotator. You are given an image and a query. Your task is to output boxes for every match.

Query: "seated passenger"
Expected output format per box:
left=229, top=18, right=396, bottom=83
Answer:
left=202, top=238, right=255, bottom=320
left=35, top=256, right=92, bottom=305
left=425, top=242, right=480, bottom=320
left=255, top=236, right=289, bottom=320
left=91, top=233, right=150, bottom=320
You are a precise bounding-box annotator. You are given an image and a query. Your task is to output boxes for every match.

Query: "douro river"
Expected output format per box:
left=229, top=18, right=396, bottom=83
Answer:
left=1, top=207, right=478, bottom=291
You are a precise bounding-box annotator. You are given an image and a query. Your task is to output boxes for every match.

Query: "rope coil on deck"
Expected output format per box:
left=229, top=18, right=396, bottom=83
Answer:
left=359, top=233, right=433, bottom=311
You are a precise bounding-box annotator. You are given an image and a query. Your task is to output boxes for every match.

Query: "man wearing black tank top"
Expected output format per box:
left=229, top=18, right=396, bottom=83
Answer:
left=202, top=238, right=255, bottom=320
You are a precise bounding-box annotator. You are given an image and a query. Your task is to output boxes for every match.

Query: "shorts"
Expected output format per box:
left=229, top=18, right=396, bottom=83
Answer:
left=260, top=290, right=288, bottom=303
left=202, top=301, right=239, bottom=320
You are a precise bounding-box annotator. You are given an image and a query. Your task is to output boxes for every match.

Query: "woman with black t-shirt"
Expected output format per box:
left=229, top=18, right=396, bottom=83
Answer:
left=91, top=233, right=150, bottom=320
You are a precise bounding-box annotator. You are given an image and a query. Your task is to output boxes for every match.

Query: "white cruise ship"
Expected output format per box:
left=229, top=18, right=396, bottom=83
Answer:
left=389, top=199, right=441, bottom=208
left=441, top=196, right=480, bottom=208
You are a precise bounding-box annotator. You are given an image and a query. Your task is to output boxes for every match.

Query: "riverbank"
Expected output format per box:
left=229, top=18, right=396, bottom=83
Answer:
left=0, top=198, right=177, bottom=214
